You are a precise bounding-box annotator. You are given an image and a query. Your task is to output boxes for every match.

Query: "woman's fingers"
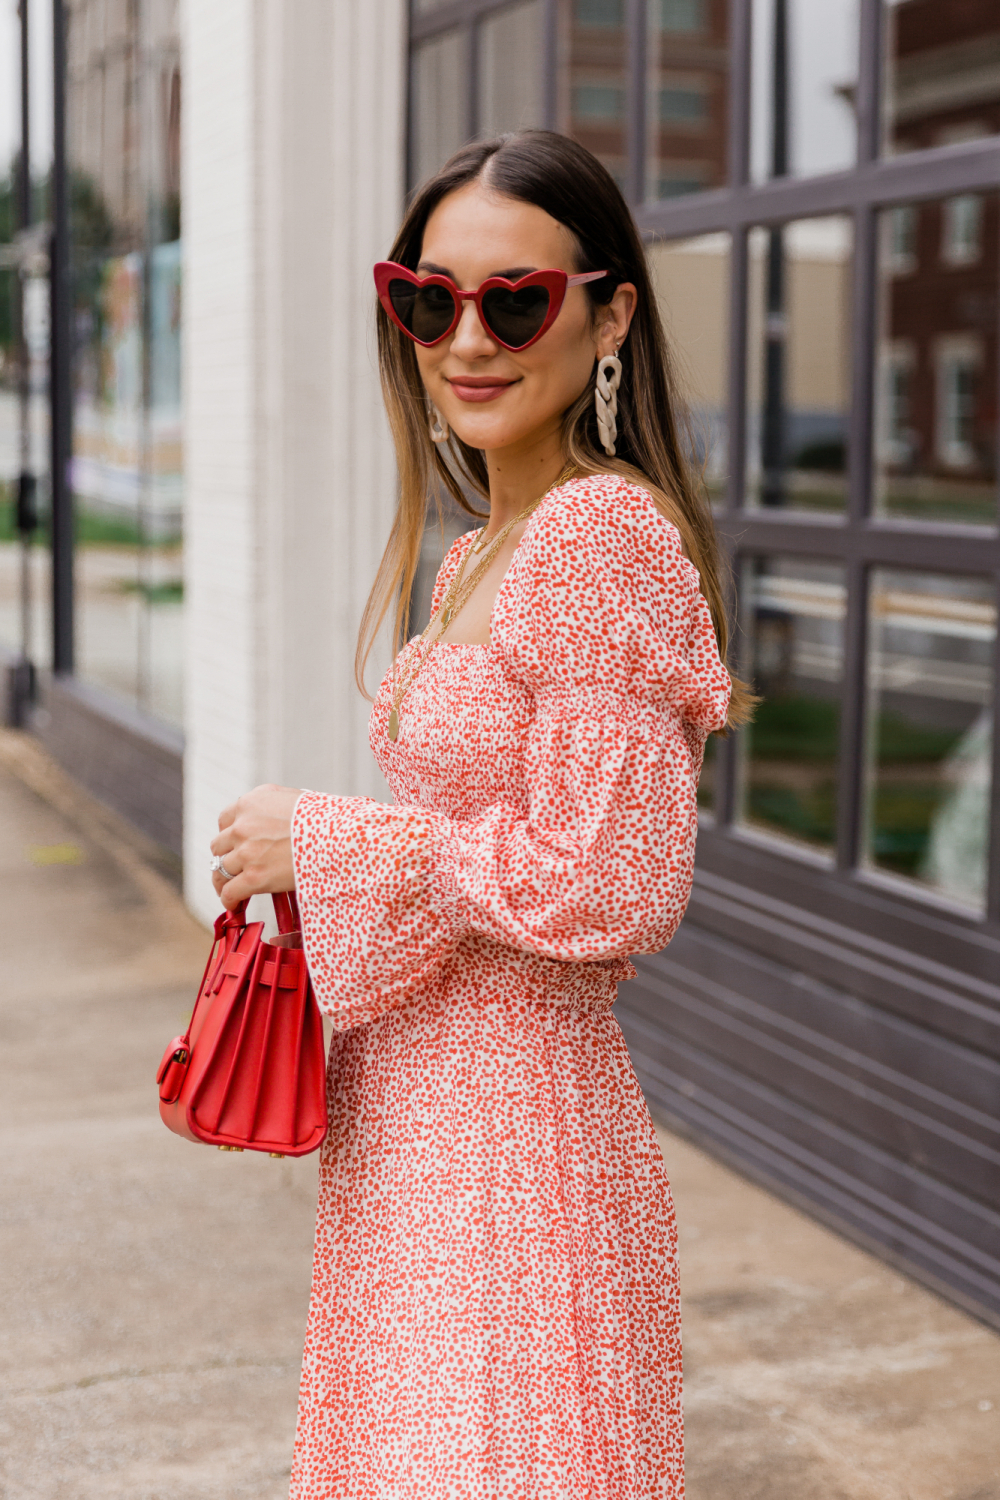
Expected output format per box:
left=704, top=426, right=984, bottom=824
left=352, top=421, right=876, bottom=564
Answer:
left=217, top=799, right=239, bottom=832
left=219, top=869, right=256, bottom=910
left=210, top=829, right=236, bottom=858
left=211, top=784, right=302, bottom=908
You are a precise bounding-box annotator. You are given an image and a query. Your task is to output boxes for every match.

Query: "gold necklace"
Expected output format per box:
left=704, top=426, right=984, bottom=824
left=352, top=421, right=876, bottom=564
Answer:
left=387, top=463, right=576, bottom=742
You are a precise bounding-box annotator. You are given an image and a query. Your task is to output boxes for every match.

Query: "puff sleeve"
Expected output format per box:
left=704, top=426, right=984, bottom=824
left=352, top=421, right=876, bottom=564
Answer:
left=292, top=476, right=731, bottom=1027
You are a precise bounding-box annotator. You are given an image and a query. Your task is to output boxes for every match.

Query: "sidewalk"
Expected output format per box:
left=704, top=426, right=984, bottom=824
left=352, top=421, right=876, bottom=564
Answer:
left=0, top=729, right=997, bottom=1500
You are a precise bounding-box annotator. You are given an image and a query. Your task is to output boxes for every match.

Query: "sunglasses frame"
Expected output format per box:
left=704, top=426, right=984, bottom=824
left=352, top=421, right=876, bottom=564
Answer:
left=374, top=261, right=609, bottom=351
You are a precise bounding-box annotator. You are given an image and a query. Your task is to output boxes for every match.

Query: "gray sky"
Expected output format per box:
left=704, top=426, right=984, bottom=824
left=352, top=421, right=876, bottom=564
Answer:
left=0, top=0, right=53, bottom=179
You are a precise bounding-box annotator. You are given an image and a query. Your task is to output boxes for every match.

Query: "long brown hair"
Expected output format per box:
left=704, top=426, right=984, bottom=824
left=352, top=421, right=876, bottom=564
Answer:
left=358, top=129, right=754, bottom=728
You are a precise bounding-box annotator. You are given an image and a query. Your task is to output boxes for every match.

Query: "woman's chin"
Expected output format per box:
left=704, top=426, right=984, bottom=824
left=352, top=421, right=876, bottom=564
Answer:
left=445, top=410, right=543, bottom=454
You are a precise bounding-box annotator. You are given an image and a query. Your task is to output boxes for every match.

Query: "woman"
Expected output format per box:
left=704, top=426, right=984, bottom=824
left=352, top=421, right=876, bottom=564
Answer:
left=210, top=131, right=751, bottom=1500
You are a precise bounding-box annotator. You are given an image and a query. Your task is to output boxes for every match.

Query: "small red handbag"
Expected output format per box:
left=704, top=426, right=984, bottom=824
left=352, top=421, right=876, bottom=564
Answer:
left=156, top=891, right=328, bottom=1157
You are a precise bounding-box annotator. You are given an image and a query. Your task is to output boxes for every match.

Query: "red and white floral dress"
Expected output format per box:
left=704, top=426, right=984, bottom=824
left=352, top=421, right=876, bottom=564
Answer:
left=288, top=474, right=730, bottom=1500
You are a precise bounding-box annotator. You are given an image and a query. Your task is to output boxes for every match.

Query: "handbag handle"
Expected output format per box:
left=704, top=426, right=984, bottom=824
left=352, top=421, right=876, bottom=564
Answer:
left=228, top=891, right=301, bottom=935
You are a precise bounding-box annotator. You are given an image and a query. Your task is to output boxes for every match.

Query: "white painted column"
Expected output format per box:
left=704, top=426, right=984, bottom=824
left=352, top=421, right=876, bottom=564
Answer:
left=182, top=0, right=407, bottom=925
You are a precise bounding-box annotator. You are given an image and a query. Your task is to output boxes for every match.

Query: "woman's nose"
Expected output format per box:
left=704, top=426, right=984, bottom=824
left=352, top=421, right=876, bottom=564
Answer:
left=450, top=297, right=498, bottom=360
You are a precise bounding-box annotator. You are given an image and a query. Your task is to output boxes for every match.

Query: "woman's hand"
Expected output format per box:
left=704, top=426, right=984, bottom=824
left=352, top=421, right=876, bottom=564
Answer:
left=210, top=783, right=303, bottom=910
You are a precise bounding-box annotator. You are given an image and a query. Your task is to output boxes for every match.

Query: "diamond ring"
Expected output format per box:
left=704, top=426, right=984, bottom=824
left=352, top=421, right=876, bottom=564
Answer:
left=210, top=854, right=236, bottom=880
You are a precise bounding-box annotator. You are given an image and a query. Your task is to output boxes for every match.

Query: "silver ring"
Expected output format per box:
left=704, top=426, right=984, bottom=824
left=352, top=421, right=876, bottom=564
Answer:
left=210, top=855, right=236, bottom=880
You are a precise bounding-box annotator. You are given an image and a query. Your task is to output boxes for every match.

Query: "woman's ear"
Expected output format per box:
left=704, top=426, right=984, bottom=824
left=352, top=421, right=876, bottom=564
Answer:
left=596, top=281, right=638, bottom=357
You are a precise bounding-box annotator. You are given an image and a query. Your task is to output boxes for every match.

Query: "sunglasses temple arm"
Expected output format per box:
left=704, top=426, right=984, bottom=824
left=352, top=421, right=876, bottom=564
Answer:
left=566, top=270, right=610, bottom=287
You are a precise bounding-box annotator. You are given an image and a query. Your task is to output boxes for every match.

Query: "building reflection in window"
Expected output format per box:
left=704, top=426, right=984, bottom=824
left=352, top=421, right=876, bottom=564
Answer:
left=411, top=29, right=469, bottom=187
left=746, top=217, right=853, bottom=512
left=751, top=0, right=858, bottom=183
left=68, top=1, right=184, bottom=728
left=864, top=571, right=996, bottom=911
left=884, top=0, right=1000, bottom=155
left=738, top=556, right=846, bottom=854
left=564, top=0, right=628, bottom=189
left=648, top=232, right=729, bottom=509
left=645, top=0, right=729, bottom=202
left=874, top=193, right=998, bottom=525
left=479, top=1, right=544, bottom=137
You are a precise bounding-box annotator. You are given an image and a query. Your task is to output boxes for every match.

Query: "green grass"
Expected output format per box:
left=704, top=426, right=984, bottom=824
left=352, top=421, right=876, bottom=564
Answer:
left=868, top=784, right=942, bottom=875
left=748, top=695, right=840, bottom=761
left=115, top=578, right=183, bottom=604
left=0, top=492, right=180, bottom=549
left=747, top=781, right=837, bottom=846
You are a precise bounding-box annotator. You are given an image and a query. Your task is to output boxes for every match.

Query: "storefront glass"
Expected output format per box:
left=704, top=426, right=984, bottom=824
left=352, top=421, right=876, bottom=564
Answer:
left=883, top=0, right=1000, bottom=157
left=864, top=569, right=996, bottom=910
left=874, top=193, right=998, bottom=525
left=67, top=0, right=183, bottom=728
left=646, top=0, right=730, bottom=202
left=751, top=0, right=859, bottom=182
left=746, top=216, right=853, bottom=513
left=738, top=556, right=846, bottom=854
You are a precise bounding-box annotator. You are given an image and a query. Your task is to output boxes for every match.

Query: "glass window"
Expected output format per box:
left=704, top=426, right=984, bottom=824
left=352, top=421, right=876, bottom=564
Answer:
left=646, top=0, right=728, bottom=202
left=751, top=0, right=859, bottom=182
left=659, top=0, right=706, bottom=35
left=573, top=82, right=626, bottom=122
left=738, top=557, right=847, bottom=854
left=864, top=571, right=996, bottom=911
left=563, top=0, right=627, bottom=191
left=884, top=0, right=1000, bottom=155
left=648, top=233, right=730, bottom=508
left=942, top=194, right=984, bottom=267
left=479, top=1, right=544, bottom=137
left=874, top=193, right=998, bottom=524
left=68, top=6, right=183, bottom=729
left=746, top=217, right=853, bottom=512
left=411, top=30, right=468, bottom=187
left=575, top=0, right=623, bottom=24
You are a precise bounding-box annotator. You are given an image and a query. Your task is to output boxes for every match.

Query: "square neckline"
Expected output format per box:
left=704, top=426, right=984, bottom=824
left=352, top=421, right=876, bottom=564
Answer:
left=428, top=480, right=575, bottom=651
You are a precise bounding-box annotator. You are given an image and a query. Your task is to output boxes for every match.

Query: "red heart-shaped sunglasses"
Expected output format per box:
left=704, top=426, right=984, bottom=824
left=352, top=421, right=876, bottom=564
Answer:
left=374, top=261, right=609, bottom=352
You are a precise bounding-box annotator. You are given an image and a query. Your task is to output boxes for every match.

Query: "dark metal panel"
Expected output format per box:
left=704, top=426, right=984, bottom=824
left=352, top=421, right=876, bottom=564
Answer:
left=690, top=844, right=1000, bottom=1010
left=629, top=936, right=1000, bottom=1204
left=619, top=997, right=1000, bottom=1329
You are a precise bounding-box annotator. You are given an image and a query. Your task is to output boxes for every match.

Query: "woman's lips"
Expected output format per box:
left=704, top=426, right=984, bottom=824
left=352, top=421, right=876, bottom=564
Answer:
left=446, top=377, right=517, bottom=403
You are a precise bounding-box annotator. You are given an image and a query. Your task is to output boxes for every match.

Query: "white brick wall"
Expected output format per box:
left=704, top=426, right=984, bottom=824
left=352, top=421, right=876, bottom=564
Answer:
left=182, top=0, right=406, bottom=925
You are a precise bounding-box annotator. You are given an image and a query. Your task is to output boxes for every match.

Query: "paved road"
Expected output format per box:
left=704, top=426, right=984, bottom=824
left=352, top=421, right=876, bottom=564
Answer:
left=0, top=728, right=997, bottom=1500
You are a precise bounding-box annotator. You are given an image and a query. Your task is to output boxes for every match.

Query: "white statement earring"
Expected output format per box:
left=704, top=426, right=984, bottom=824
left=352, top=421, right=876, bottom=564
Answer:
left=595, top=349, right=622, bottom=457
left=429, top=404, right=450, bottom=444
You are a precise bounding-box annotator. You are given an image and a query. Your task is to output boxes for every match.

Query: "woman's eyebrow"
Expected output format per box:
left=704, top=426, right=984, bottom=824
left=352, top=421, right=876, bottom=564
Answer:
left=416, top=261, right=540, bottom=283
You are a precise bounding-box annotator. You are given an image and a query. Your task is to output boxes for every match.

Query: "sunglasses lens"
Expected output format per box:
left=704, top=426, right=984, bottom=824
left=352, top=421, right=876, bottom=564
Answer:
left=481, top=284, right=551, bottom=348
left=388, top=279, right=457, bottom=343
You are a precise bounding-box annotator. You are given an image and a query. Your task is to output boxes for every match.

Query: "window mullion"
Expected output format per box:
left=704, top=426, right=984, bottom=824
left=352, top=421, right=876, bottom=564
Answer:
left=466, top=21, right=479, bottom=140
left=541, top=0, right=559, bottom=131
left=626, top=0, right=647, bottom=207
left=855, top=0, right=883, bottom=167
left=727, top=0, right=751, bottom=188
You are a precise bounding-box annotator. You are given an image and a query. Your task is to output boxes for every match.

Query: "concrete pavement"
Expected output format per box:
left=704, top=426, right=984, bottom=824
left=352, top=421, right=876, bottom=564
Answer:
left=0, top=728, right=998, bottom=1499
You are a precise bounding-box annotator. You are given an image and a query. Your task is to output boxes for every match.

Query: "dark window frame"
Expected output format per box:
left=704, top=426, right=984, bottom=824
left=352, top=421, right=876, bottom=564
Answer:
left=407, top=0, right=1000, bottom=938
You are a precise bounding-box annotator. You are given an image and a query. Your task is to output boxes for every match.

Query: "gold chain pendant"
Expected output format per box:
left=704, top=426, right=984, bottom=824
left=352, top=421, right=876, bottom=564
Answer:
left=388, top=708, right=399, bottom=741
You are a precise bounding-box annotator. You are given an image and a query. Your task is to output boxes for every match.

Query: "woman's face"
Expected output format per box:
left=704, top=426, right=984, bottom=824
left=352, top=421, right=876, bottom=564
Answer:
left=414, top=181, right=633, bottom=457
